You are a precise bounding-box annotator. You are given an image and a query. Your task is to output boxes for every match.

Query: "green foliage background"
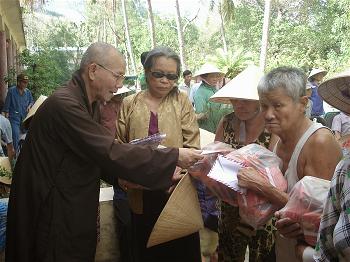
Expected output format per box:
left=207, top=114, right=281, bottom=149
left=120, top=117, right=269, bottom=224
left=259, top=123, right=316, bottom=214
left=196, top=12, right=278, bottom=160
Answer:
left=17, top=0, right=350, bottom=98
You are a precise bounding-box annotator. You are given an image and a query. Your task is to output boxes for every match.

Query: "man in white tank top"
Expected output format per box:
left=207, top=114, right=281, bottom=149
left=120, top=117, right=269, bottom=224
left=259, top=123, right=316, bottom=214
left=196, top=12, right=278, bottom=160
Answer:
left=237, top=67, right=342, bottom=262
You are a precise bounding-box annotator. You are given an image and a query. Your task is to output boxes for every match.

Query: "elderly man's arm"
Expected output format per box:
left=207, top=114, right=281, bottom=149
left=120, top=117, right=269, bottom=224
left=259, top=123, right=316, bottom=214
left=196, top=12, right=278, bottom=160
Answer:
left=276, top=128, right=342, bottom=242
left=238, top=167, right=289, bottom=208
left=302, top=128, right=342, bottom=181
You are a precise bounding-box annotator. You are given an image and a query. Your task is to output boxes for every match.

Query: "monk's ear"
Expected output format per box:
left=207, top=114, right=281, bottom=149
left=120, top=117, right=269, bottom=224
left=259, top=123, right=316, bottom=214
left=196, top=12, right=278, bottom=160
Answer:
left=88, top=63, right=97, bottom=81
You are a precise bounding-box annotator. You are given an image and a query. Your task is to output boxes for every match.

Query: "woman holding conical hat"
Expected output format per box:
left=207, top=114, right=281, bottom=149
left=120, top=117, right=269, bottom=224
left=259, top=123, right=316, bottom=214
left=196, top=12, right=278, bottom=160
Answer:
left=210, top=65, right=278, bottom=261
left=313, top=69, right=350, bottom=261
left=116, top=46, right=201, bottom=262
left=193, top=63, right=227, bottom=133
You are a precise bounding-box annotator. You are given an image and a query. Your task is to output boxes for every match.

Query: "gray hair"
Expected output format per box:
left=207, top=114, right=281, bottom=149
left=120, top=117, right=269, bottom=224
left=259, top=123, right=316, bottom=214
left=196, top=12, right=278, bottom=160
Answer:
left=258, top=67, right=307, bottom=102
left=80, top=42, right=121, bottom=69
left=143, top=47, right=181, bottom=77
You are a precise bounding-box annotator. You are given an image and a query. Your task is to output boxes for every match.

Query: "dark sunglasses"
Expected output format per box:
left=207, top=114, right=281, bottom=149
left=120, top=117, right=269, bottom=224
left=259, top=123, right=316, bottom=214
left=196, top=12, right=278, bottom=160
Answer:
left=151, top=71, right=178, bottom=81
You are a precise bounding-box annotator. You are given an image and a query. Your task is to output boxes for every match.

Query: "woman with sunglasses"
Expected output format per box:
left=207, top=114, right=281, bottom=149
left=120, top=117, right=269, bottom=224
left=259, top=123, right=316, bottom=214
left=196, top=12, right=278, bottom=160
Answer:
left=117, top=47, right=201, bottom=262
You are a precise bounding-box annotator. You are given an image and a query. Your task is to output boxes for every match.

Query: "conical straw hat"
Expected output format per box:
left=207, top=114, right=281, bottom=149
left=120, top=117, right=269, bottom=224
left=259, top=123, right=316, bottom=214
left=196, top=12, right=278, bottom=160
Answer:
left=308, top=68, right=327, bottom=81
left=318, top=69, right=350, bottom=114
left=23, top=95, right=48, bottom=125
left=0, top=157, right=12, bottom=185
left=147, top=173, right=204, bottom=248
left=193, top=63, right=223, bottom=77
left=210, top=65, right=263, bottom=104
left=199, top=128, right=215, bottom=147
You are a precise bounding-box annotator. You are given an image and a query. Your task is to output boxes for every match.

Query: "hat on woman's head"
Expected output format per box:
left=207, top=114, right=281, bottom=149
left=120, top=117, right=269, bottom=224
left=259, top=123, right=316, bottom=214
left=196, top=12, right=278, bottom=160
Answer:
left=308, top=68, right=327, bottom=81
left=318, top=69, right=350, bottom=114
left=209, top=65, right=263, bottom=104
left=193, top=63, right=223, bottom=77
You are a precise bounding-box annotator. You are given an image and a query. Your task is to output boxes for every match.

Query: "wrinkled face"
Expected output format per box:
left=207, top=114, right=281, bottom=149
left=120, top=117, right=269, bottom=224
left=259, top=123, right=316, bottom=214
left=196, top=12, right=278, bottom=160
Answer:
left=90, top=54, right=126, bottom=103
left=259, top=87, right=306, bottom=136
left=230, top=99, right=260, bottom=121
left=146, top=56, right=178, bottom=98
left=201, top=73, right=223, bottom=87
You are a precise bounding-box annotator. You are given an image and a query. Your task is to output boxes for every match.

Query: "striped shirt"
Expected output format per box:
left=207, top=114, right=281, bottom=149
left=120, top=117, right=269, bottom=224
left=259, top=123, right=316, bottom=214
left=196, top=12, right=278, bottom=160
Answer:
left=314, top=157, right=350, bottom=261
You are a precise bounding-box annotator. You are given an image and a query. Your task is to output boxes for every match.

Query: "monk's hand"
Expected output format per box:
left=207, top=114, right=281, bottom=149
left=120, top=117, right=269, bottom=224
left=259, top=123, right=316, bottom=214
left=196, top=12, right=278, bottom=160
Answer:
left=177, top=148, right=203, bottom=169
left=275, top=210, right=303, bottom=239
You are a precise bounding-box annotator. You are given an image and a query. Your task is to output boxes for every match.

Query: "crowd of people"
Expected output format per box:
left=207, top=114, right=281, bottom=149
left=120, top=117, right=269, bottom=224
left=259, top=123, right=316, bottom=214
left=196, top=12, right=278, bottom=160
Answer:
left=2, top=41, right=350, bottom=262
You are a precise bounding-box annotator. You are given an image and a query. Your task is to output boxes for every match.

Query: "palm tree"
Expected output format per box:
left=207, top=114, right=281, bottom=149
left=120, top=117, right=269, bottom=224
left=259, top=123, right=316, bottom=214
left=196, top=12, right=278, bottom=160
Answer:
left=207, top=48, right=254, bottom=78
left=209, top=0, right=235, bottom=54
left=121, top=0, right=137, bottom=75
left=146, top=0, right=156, bottom=48
left=174, top=0, right=186, bottom=69
left=259, top=0, right=272, bottom=71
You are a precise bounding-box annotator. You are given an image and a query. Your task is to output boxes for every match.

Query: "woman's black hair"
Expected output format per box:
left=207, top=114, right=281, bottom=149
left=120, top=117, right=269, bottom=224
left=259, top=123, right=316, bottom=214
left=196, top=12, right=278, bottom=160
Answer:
left=143, top=47, right=181, bottom=78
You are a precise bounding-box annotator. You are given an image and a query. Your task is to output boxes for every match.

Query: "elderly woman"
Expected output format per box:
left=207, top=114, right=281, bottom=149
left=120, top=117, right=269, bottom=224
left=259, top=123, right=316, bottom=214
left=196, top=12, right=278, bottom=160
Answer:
left=236, top=67, right=341, bottom=261
left=211, top=65, right=277, bottom=262
left=313, top=70, right=350, bottom=261
left=193, top=63, right=230, bottom=133
left=117, top=47, right=201, bottom=262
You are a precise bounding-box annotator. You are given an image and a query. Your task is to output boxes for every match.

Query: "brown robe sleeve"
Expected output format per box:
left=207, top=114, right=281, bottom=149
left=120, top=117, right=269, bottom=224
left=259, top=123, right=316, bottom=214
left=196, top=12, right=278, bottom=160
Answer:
left=52, top=93, right=177, bottom=190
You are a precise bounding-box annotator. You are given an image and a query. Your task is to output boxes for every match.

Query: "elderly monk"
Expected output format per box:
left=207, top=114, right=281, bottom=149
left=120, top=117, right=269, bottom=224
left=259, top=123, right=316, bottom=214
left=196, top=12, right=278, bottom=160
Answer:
left=5, top=42, right=202, bottom=262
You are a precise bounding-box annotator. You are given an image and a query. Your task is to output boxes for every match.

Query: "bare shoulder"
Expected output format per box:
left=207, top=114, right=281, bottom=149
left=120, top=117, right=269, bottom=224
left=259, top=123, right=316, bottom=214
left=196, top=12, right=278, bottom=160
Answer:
left=307, top=127, right=338, bottom=148
left=301, top=127, right=342, bottom=180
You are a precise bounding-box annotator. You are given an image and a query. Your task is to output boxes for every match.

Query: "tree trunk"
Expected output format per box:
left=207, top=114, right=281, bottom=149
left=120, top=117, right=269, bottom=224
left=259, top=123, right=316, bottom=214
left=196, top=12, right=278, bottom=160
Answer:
left=146, top=0, right=156, bottom=48
left=121, top=0, right=137, bottom=75
left=174, top=0, right=186, bottom=69
left=219, top=3, right=228, bottom=54
left=259, top=0, right=271, bottom=71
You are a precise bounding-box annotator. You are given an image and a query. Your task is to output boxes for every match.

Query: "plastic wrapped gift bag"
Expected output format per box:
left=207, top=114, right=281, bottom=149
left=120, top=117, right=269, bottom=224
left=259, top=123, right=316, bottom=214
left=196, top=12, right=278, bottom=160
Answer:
left=279, top=176, right=330, bottom=246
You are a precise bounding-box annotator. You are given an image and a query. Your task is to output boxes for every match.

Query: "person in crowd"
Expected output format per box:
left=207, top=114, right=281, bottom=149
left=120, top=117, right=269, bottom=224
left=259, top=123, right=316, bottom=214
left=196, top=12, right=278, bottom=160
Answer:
left=212, top=65, right=277, bottom=262
left=2, top=73, right=33, bottom=153
left=137, top=51, right=149, bottom=91
left=178, top=69, right=192, bottom=96
left=5, top=42, right=203, bottom=262
left=308, top=68, right=327, bottom=118
left=193, top=63, right=225, bottom=133
left=305, top=82, right=313, bottom=119
left=189, top=77, right=202, bottom=105
left=100, top=86, right=134, bottom=261
left=331, top=111, right=350, bottom=141
left=313, top=69, right=350, bottom=261
left=117, top=46, right=201, bottom=262
left=234, top=66, right=341, bottom=261
left=0, top=114, right=14, bottom=163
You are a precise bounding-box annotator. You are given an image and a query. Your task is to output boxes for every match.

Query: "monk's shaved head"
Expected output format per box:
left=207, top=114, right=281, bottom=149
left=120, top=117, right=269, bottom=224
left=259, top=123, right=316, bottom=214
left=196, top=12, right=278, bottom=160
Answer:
left=80, top=42, right=124, bottom=70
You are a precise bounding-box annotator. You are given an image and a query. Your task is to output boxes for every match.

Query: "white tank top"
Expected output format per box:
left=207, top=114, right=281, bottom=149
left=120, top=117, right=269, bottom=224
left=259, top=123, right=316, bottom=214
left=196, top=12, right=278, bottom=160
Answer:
left=274, top=122, right=325, bottom=262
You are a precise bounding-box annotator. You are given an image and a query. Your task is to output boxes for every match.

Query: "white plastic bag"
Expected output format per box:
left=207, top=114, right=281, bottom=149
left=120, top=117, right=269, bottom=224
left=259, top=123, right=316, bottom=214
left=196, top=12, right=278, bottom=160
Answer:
left=279, top=176, right=330, bottom=246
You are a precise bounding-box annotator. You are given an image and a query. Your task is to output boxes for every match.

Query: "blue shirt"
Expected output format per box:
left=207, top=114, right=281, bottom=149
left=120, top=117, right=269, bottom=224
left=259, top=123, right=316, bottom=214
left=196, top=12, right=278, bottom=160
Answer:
left=310, top=81, right=324, bottom=116
left=3, top=86, right=33, bottom=124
